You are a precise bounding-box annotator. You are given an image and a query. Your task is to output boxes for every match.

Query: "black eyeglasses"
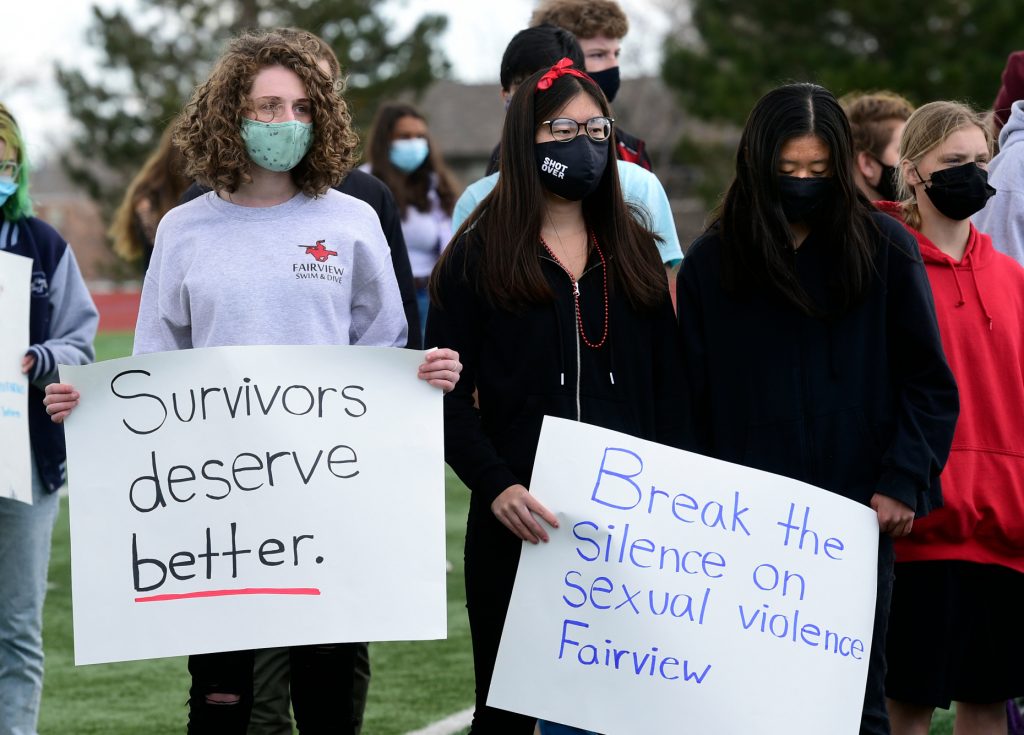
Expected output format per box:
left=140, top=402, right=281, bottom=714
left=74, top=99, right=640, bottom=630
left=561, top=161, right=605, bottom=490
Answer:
left=538, top=116, right=615, bottom=143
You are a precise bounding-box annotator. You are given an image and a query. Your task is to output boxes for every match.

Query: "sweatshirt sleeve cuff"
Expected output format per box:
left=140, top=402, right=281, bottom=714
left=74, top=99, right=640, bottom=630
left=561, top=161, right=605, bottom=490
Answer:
left=876, top=468, right=920, bottom=513
left=476, top=465, right=522, bottom=506
left=27, top=345, right=54, bottom=383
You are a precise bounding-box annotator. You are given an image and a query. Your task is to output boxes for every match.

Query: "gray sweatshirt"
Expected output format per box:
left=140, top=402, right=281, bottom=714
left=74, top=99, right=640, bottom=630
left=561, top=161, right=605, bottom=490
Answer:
left=135, top=190, right=407, bottom=354
left=975, top=100, right=1024, bottom=266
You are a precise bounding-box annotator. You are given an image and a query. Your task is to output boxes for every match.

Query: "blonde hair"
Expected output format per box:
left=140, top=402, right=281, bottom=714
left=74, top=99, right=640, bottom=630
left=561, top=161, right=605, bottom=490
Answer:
left=896, top=101, right=992, bottom=230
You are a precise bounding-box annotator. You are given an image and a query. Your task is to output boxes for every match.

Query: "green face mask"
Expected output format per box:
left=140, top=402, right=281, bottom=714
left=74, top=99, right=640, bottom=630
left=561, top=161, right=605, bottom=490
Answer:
left=240, top=118, right=313, bottom=172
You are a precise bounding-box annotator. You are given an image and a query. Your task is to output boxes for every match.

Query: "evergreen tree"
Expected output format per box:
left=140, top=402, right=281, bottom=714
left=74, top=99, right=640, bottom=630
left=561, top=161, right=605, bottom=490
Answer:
left=56, top=0, right=449, bottom=207
left=664, top=0, right=1022, bottom=124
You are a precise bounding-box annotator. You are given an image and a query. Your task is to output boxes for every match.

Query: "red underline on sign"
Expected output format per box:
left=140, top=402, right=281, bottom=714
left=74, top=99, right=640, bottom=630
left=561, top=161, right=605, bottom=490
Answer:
left=134, top=587, right=321, bottom=603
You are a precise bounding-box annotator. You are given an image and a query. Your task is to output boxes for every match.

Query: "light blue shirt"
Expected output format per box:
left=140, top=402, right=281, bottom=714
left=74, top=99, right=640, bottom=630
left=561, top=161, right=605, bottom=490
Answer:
left=452, top=160, right=683, bottom=266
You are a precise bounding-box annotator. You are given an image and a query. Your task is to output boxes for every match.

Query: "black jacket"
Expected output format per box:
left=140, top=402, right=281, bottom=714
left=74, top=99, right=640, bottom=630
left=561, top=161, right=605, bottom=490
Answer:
left=426, top=234, right=686, bottom=504
left=179, top=169, right=422, bottom=348
left=676, top=212, right=959, bottom=512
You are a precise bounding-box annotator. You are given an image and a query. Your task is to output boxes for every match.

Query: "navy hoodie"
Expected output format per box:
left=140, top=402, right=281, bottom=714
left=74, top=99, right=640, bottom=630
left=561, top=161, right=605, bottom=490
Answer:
left=0, top=215, right=98, bottom=492
left=676, top=212, right=958, bottom=513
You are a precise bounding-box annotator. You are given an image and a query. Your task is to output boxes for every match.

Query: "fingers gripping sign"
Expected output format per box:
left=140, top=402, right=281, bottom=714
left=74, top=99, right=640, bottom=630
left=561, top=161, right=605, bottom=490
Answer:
left=43, top=382, right=81, bottom=424
left=492, top=484, right=560, bottom=544
left=418, top=347, right=461, bottom=393
left=869, top=493, right=914, bottom=537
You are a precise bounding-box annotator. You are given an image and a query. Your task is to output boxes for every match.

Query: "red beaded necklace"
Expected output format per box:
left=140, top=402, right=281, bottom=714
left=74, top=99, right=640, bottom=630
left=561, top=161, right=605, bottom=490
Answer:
left=539, top=230, right=609, bottom=349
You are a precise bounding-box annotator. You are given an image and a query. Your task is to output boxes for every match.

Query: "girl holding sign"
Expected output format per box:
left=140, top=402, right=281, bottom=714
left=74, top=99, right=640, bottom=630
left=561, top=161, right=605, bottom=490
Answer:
left=0, top=103, right=98, bottom=735
left=674, top=84, right=960, bottom=735
left=426, top=59, right=685, bottom=733
left=878, top=102, right=1024, bottom=735
left=43, top=30, right=460, bottom=734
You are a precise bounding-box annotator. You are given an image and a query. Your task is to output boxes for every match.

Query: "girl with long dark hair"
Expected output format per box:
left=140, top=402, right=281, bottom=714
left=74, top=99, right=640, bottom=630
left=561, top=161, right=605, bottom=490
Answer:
left=363, top=103, right=459, bottom=341
left=675, top=83, right=960, bottom=734
left=426, top=59, right=684, bottom=733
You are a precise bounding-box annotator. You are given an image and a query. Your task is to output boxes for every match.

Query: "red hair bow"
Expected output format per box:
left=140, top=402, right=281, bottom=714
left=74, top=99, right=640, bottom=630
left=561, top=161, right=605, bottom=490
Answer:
left=536, top=57, right=591, bottom=91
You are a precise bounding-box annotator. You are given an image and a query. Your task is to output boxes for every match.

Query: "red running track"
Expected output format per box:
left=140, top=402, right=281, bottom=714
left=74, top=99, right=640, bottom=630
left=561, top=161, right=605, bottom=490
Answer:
left=91, top=291, right=141, bottom=332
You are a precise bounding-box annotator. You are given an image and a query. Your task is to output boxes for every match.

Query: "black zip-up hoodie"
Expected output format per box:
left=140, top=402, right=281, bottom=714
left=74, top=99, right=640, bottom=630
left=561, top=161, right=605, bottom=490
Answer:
left=426, top=233, right=686, bottom=506
left=675, top=212, right=959, bottom=513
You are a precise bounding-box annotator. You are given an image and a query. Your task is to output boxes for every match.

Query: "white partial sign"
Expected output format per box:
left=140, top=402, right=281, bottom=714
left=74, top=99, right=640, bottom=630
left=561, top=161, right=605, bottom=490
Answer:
left=0, top=250, right=33, bottom=504
left=489, top=417, right=879, bottom=735
left=61, top=345, right=445, bottom=665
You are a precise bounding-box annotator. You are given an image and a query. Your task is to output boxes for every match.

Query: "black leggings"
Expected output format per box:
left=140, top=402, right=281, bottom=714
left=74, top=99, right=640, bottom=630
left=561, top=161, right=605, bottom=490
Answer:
left=187, top=643, right=358, bottom=734
left=464, top=503, right=538, bottom=734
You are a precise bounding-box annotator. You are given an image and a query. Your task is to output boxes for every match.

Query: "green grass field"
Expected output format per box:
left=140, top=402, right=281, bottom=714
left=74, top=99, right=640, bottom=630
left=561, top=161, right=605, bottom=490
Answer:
left=35, top=332, right=955, bottom=734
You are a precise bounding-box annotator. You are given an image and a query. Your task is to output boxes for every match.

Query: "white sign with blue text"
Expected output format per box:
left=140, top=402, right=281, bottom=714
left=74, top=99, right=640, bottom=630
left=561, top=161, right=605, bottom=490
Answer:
left=0, top=250, right=33, bottom=504
left=489, top=417, right=879, bottom=735
left=61, top=345, right=446, bottom=665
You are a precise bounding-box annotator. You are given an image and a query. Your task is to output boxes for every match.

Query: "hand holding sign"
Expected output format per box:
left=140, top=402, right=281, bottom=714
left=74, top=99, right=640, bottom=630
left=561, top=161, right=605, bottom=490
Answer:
left=43, top=383, right=79, bottom=423
left=492, top=483, right=560, bottom=544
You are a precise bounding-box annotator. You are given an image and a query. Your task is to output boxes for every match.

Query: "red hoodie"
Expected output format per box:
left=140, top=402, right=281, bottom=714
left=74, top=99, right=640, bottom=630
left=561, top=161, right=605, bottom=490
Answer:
left=878, top=201, right=1024, bottom=573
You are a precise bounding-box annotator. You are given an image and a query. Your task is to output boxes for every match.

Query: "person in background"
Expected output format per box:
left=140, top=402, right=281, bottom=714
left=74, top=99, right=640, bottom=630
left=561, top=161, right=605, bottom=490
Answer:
left=453, top=25, right=682, bottom=285
left=362, top=103, right=459, bottom=342
left=877, top=101, right=1024, bottom=735
left=841, top=91, right=914, bottom=203
left=484, top=24, right=585, bottom=176
left=427, top=59, right=685, bottom=734
left=43, top=29, right=460, bottom=734
left=992, top=50, right=1024, bottom=152
left=0, top=102, right=99, bottom=735
left=109, top=123, right=191, bottom=271
left=675, top=83, right=959, bottom=735
left=530, top=0, right=652, bottom=170
left=975, top=99, right=1024, bottom=265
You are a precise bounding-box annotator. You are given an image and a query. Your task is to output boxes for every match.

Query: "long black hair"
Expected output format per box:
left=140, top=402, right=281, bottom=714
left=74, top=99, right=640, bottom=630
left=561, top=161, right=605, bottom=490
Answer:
left=433, top=63, right=665, bottom=311
left=718, top=83, right=877, bottom=317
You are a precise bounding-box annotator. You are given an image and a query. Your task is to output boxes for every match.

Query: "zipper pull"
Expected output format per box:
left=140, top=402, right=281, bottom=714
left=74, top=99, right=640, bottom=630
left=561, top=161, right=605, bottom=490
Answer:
left=573, top=280, right=580, bottom=296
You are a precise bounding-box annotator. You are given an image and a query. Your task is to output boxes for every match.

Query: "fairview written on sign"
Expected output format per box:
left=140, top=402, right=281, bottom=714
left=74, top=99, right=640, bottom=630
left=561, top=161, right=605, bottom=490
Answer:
left=61, top=345, right=446, bottom=665
left=489, top=417, right=879, bottom=735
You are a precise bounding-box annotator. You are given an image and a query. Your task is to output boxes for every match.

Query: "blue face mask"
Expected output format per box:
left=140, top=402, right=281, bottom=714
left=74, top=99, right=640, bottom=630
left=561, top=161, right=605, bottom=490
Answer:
left=389, top=138, right=429, bottom=173
left=240, top=118, right=313, bottom=172
left=0, top=176, right=17, bottom=208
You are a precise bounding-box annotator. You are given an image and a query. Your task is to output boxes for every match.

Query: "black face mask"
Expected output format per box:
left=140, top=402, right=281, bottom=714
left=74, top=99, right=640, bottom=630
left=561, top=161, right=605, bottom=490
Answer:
left=535, top=136, right=609, bottom=201
left=921, top=162, right=997, bottom=221
left=872, top=158, right=900, bottom=202
left=588, top=66, right=620, bottom=104
left=777, top=175, right=835, bottom=223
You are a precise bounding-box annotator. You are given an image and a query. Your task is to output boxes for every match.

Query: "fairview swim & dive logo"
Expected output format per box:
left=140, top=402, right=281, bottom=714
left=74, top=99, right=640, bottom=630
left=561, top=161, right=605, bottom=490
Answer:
left=298, top=240, right=338, bottom=262
left=293, top=238, right=345, bottom=284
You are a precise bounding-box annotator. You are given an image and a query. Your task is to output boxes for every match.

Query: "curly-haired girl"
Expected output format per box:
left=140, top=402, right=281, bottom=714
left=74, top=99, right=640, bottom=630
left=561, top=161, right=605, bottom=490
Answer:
left=44, top=28, right=460, bottom=734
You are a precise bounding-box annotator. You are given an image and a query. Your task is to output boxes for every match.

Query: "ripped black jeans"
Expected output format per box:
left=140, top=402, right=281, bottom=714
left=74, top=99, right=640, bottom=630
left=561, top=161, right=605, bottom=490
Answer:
left=187, top=643, right=358, bottom=734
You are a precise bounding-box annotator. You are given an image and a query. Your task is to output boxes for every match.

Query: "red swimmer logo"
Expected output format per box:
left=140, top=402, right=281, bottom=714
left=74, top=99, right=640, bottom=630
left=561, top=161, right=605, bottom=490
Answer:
left=298, top=240, right=338, bottom=263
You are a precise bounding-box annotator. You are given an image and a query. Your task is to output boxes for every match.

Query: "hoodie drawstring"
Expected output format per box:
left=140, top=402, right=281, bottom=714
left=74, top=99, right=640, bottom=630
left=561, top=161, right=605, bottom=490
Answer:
left=554, top=299, right=566, bottom=386
left=948, top=255, right=994, bottom=330
left=967, top=255, right=994, bottom=330
left=948, top=262, right=967, bottom=307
